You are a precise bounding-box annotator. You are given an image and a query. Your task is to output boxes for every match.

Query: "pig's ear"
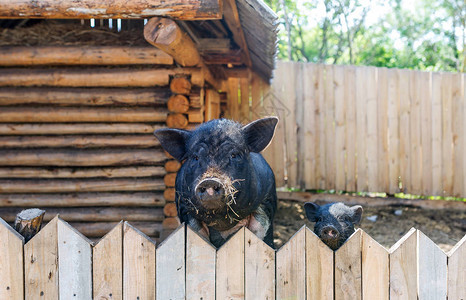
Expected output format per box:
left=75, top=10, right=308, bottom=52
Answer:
left=350, top=205, right=363, bottom=224
left=154, top=128, right=191, bottom=162
left=241, top=116, right=279, bottom=153
left=304, top=202, right=320, bottom=222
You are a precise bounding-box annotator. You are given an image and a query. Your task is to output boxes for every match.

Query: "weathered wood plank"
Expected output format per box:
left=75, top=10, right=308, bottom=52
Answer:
left=0, top=149, right=167, bottom=166
left=420, top=71, right=433, bottom=195
left=240, top=77, right=251, bottom=122
left=0, top=192, right=165, bottom=207
left=227, top=78, right=240, bottom=121
left=398, top=69, right=411, bottom=194
left=306, top=227, right=333, bottom=300
left=216, top=227, right=245, bottom=300
left=295, top=63, right=305, bottom=189
left=303, top=63, right=317, bottom=189
left=389, top=228, right=417, bottom=300
left=24, top=216, right=59, bottom=299
left=124, top=222, right=156, bottom=300
left=276, top=226, right=306, bottom=299
left=335, top=229, right=362, bottom=300
left=366, top=67, right=378, bottom=192
left=0, top=166, right=165, bottom=178
left=0, top=107, right=167, bottom=123
left=0, top=0, right=222, bottom=20
left=334, top=65, right=346, bottom=191
left=355, top=67, right=368, bottom=191
left=73, top=221, right=162, bottom=238
left=431, top=72, right=443, bottom=195
left=441, top=73, right=454, bottom=195
left=58, top=218, right=92, bottom=300
left=93, top=222, right=123, bottom=300
left=0, top=123, right=164, bottom=135
left=387, top=68, right=401, bottom=194
left=447, top=235, right=466, bottom=299
left=186, top=226, right=215, bottom=300
left=345, top=66, right=357, bottom=192
left=156, top=224, right=185, bottom=300
left=377, top=67, right=389, bottom=192
left=361, top=230, right=389, bottom=300
left=316, top=64, right=326, bottom=189
left=0, top=217, right=24, bottom=300
left=245, top=228, right=275, bottom=299
left=452, top=73, right=464, bottom=197
left=409, top=70, right=422, bottom=194
left=324, top=64, right=336, bottom=190
left=418, top=230, right=447, bottom=299
left=0, top=46, right=173, bottom=66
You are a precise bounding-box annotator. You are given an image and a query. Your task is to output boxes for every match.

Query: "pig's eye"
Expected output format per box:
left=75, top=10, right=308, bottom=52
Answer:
left=230, top=152, right=240, bottom=159
left=193, top=155, right=199, bottom=161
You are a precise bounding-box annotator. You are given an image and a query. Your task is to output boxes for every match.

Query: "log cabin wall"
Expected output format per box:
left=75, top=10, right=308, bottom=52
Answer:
left=0, top=20, right=220, bottom=242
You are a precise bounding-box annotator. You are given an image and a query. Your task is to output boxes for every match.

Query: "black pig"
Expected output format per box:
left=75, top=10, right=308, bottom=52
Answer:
left=304, top=202, right=363, bottom=250
left=154, top=117, right=278, bottom=247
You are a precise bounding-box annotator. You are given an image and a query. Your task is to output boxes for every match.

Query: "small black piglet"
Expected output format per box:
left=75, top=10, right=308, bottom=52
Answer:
left=304, top=202, right=363, bottom=250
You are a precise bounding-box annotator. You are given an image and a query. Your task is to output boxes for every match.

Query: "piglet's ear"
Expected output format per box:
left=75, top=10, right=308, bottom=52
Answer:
left=304, top=202, right=320, bottom=222
left=154, top=128, right=191, bottom=162
left=241, top=116, right=278, bottom=153
left=350, top=205, right=363, bottom=225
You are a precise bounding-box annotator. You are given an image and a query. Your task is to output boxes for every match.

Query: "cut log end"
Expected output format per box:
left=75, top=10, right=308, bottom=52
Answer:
left=14, top=208, right=45, bottom=242
left=170, top=77, right=192, bottom=94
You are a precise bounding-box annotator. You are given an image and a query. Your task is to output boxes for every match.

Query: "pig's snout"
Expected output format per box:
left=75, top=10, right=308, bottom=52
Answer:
left=195, top=178, right=225, bottom=209
left=321, top=225, right=340, bottom=240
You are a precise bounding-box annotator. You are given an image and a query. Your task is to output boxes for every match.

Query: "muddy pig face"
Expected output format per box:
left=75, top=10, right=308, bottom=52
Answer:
left=304, top=202, right=363, bottom=250
left=154, top=117, right=278, bottom=230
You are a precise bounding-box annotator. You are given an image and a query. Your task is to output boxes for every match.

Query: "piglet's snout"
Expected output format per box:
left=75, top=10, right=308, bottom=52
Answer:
left=321, top=225, right=339, bottom=240
left=195, top=178, right=225, bottom=209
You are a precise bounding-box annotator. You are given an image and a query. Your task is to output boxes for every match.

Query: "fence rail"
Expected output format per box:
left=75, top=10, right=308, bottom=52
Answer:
left=0, top=216, right=464, bottom=299
left=226, top=62, right=466, bottom=197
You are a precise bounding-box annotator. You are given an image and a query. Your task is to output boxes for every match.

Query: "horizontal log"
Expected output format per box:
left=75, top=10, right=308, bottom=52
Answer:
left=0, top=68, right=174, bottom=87
left=0, top=123, right=164, bottom=135
left=164, top=160, right=181, bottom=173
left=166, top=113, right=188, bottom=128
left=0, top=46, right=173, bottom=66
left=167, top=94, right=190, bottom=113
left=0, top=107, right=168, bottom=123
left=0, top=178, right=165, bottom=193
left=71, top=222, right=162, bottom=238
left=0, top=0, right=222, bottom=20
left=0, top=135, right=160, bottom=148
left=0, top=166, right=165, bottom=178
left=0, top=87, right=171, bottom=106
left=0, top=207, right=164, bottom=222
left=0, top=149, right=167, bottom=166
left=170, top=77, right=192, bottom=94
left=0, top=192, right=165, bottom=207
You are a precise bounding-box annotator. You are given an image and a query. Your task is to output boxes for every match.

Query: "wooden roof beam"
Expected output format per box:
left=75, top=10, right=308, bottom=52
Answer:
left=0, top=0, right=222, bottom=20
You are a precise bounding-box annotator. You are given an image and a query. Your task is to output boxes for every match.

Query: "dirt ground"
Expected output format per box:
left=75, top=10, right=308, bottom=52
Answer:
left=273, top=199, right=466, bottom=252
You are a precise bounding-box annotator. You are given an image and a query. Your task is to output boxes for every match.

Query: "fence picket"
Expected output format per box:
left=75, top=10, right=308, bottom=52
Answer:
left=356, top=67, right=368, bottom=191
left=296, top=63, right=305, bottom=189
left=324, top=64, right=336, bottom=190
left=305, top=228, right=333, bottom=300
left=25, top=216, right=59, bottom=299
left=410, top=71, right=423, bottom=194
left=316, top=64, right=326, bottom=189
left=216, top=227, right=245, bottom=299
left=387, top=68, right=401, bottom=194
left=366, top=67, right=378, bottom=192
left=303, top=63, right=317, bottom=188
left=124, top=222, right=156, bottom=300
left=418, top=231, right=447, bottom=299
left=334, top=229, right=362, bottom=300
left=361, top=231, right=389, bottom=300
left=57, top=218, right=92, bottom=300
left=345, top=66, right=357, bottom=192
left=334, top=65, right=346, bottom=191
left=447, top=235, right=466, bottom=299
left=464, top=74, right=466, bottom=197
left=377, top=68, right=389, bottom=192
left=276, top=226, right=306, bottom=299
left=421, top=71, right=433, bottom=195
left=452, top=73, right=464, bottom=197
left=93, top=221, right=123, bottom=300
left=245, top=228, right=275, bottom=300
left=441, top=73, right=454, bottom=195
left=399, top=69, right=411, bottom=194
left=0, top=218, right=24, bottom=300
left=389, top=228, right=417, bottom=299
left=432, top=72, right=443, bottom=195
left=186, top=226, right=216, bottom=300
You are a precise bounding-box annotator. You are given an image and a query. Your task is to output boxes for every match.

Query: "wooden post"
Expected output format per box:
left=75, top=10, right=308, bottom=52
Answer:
left=14, top=208, right=45, bottom=242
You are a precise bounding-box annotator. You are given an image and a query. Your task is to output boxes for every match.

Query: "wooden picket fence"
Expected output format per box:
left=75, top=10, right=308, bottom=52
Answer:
left=226, top=62, right=466, bottom=197
left=0, top=216, right=464, bottom=299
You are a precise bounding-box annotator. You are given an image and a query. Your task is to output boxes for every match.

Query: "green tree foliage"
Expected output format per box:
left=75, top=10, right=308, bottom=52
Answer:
left=264, top=0, right=465, bottom=72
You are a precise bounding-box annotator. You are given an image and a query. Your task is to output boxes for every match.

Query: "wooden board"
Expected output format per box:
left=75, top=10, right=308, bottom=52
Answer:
left=72, top=221, right=162, bottom=238
left=447, top=235, right=466, bottom=299
left=355, top=67, right=368, bottom=191
left=156, top=224, right=185, bottom=300
left=366, top=67, right=378, bottom=192
left=334, top=65, right=346, bottom=191
left=389, top=228, right=417, bottom=300
left=186, top=226, right=216, bottom=300
left=216, top=227, right=245, bottom=299
left=418, top=230, right=447, bottom=299
left=387, top=68, right=401, bottom=194
left=344, top=66, right=357, bottom=191
left=377, top=68, right=389, bottom=192
left=361, top=230, right=389, bottom=300
left=58, top=218, right=92, bottom=300
left=334, top=229, right=362, bottom=300
left=123, top=222, right=156, bottom=300
left=305, top=227, right=333, bottom=300
left=24, top=216, right=59, bottom=299
left=0, top=217, right=24, bottom=300
left=245, top=228, right=275, bottom=299
left=295, top=63, right=305, bottom=189
left=324, top=64, right=336, bottom=190
left=431, top=72, right=443, bottom=195
left=240, top=77, right=251, bottom=122
left=409, top=71, right=422, bottom=194
left=441, top=73, right=454, bottom=195
left=316, top=64, right=326, bottom=189
left=398, top=69, right=411, bottom=194
left=0, top=123, right=163, bottom=135
left=227, top=78, right=240, bottom=121
left=451, top=73, right=464, bottom=197
left=276, top=226, right=306, bottom=299
left=420, top=71, right=433, bottom=195
left=303, top=63, right=317, bottom=188
left=93, top=222, right=123, bottom=300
